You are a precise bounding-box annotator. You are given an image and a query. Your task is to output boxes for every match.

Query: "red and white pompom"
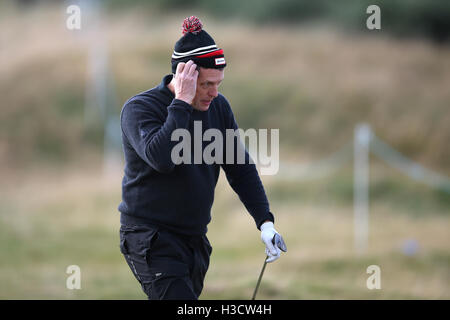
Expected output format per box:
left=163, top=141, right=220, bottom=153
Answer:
left=182, top=16, right=203, bottom=35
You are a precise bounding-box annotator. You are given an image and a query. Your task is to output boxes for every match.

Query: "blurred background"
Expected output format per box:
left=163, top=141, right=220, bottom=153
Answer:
left=0, top=0, right=449, bottom=299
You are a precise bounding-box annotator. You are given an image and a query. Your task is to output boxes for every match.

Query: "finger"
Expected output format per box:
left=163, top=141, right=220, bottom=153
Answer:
left=267, top=246, right=281, bottom=257
left=265, top=247, right=278, bottom=255
left=188, top=62, right=197, bottom=76
left=264, top=240, right=277, bottom=256
left=275, top=246, right=281, bottom=257
left=182, top=60, right=194, bottom=75
left=176, top=62, right=185, bottom=75
left=266, top=251, right=280, bottom=263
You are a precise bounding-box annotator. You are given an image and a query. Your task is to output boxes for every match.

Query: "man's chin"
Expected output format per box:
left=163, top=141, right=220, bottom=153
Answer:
left=193, top=102, right=211, bottom=111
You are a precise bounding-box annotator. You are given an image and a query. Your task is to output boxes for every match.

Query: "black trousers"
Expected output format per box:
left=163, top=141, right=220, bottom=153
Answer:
left=119, top=224, right=212, bottom=300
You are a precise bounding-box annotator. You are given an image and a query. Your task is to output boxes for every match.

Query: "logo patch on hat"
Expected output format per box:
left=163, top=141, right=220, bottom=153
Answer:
left=215, top=57, right=226, bottom=66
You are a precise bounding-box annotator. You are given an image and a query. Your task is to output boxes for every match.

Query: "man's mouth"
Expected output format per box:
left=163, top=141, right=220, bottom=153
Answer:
left=201, top=100, right=212, bottom=106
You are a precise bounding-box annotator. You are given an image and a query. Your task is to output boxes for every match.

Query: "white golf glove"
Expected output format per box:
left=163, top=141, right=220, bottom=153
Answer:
left=260, top=221, right=287, bottom=263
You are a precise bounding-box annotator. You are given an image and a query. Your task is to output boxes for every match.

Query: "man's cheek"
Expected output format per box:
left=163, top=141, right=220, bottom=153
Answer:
left=194, top=88, right=202, bottom=100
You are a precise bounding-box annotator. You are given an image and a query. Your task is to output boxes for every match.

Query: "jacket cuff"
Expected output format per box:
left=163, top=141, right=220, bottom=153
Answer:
left=170, top=99, right=194, bottom=113
left=256, top=211, right=275, bottom=230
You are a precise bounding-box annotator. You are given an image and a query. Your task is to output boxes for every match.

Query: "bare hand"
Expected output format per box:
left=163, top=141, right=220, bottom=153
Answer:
left=173, top=60, right=198, bottom=105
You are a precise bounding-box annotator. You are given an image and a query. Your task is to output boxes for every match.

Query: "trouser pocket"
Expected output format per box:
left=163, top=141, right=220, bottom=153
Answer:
left=147, top=259, right=195, bottom=300
left=119, top=225, right=212, bottom=300
left=119, top=225, right=159, bottom=292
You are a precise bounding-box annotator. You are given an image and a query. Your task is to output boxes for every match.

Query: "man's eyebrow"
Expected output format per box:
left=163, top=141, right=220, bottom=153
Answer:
left=202, top=79, right=223, bottom=84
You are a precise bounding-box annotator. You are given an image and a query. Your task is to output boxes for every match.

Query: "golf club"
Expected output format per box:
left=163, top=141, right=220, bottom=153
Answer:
left=251, top=233, right=287, bottom=300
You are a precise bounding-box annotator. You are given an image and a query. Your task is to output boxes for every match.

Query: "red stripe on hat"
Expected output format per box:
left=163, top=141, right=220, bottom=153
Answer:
left=195, top=49, right=224, bottom=58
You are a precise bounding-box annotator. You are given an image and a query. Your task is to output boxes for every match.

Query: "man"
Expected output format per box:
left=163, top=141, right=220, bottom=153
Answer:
left=118, top=16, right=286, bottom=300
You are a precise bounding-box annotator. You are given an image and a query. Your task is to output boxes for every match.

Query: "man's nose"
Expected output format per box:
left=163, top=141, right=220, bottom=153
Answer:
left=209, top=86, right=218, bottom=98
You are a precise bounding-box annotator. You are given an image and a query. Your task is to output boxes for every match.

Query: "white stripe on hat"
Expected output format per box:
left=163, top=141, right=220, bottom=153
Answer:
left=172, top=48, right=221, bottom=59
left=172, top=45, right=218, bottom=57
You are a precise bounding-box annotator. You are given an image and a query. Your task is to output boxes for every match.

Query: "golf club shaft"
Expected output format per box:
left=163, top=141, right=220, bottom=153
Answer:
left=251, top=256, right=268, bottom=300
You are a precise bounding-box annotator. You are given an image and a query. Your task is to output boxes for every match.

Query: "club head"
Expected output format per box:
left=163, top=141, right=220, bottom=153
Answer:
left=272, top=233, right=287, bottom=252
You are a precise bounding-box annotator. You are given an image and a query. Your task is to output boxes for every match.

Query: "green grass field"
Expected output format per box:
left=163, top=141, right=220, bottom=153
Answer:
left=0, top=163, right=448, bottom=299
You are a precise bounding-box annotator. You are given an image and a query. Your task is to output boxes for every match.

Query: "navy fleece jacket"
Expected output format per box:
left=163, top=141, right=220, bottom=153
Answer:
left=118, top=74, right=274, bottom=235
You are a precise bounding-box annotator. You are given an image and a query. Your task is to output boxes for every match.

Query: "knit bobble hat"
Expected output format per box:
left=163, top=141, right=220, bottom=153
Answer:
left=171, top=16, right=226, bottom=73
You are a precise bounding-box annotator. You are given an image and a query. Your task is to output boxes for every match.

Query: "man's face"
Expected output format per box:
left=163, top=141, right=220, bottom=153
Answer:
left=191, top=67, right=224, bottom=111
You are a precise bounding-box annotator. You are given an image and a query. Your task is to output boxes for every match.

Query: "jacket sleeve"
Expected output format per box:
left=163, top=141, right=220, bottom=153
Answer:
left=220, top=97, right=275, bottom=230
left=120, top=98, right=193, bottom=173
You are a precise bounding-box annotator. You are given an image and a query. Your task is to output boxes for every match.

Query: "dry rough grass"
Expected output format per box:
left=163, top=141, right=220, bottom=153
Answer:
left=0, top=166, right=448, bottom=299
left=1, top=5, right=450, bottom=174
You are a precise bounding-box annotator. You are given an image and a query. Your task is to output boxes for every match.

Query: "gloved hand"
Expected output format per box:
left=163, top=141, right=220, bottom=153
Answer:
left=260, top=221, right=287, bottom=263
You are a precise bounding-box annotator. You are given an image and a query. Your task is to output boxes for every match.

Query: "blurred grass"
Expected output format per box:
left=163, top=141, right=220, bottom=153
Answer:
left=0, top=165, right=448, bottom=299
left=1, top=5, right=450, bottom=174
left=104, top=0, right=450, bottom=43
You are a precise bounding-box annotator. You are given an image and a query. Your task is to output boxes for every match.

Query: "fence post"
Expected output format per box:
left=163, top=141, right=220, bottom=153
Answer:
left=354, top=123, right=371, bottom=255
